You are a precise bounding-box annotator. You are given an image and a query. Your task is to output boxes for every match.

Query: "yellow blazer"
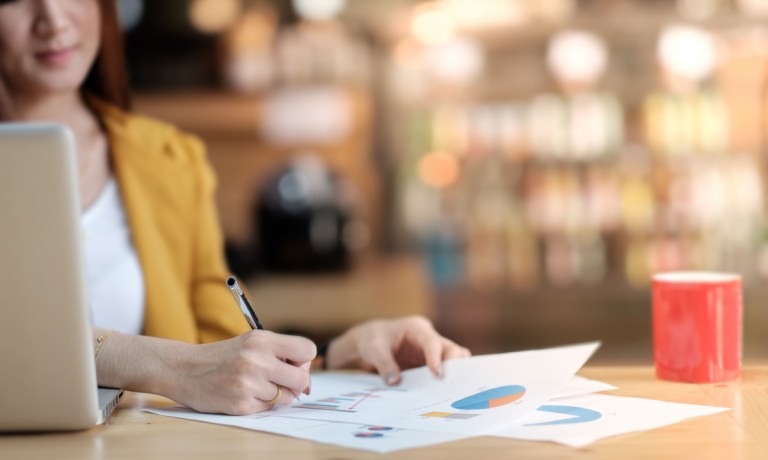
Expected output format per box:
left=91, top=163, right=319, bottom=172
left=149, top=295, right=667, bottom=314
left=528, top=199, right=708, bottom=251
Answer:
left=91, top=98, right=249, bottom=343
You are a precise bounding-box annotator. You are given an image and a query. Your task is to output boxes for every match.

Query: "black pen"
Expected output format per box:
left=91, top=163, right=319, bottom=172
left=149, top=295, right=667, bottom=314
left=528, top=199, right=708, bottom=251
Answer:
left=226, top=276, right=263, bottom=330
left=227, top=275, right=310, bottom=397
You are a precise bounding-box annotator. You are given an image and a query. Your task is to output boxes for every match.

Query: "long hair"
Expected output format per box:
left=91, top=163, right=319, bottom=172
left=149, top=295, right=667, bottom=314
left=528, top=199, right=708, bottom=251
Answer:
left=0, top=75, right=13, bottom=121
left=0, top=0, right=131, bottom=121
left=83, top=0, right=132, bottom=110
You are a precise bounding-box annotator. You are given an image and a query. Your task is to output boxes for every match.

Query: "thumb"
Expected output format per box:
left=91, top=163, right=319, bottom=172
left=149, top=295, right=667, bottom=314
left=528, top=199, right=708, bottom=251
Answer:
left=364, top=344, right=402, bottom=386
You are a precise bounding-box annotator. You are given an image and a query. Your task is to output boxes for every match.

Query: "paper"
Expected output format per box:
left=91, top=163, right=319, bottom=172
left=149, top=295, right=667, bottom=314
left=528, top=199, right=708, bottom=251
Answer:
left=146, top=373, right=728, bottom=453
left=147, top=407, right=469, bottom=454
left=551, top=375, right=617, bottom=399
left=144, top=374, right=613, bottom=453
left=145, top=343, right=600, bottom=452
left=271, top=342, right=600, bottom=434
left=492, top=393, right=730, bottom=448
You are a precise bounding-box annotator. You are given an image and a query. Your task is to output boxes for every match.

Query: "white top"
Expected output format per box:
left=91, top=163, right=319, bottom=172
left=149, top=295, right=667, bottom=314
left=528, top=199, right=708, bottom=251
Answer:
left=81, top=177, right=145, bottom=334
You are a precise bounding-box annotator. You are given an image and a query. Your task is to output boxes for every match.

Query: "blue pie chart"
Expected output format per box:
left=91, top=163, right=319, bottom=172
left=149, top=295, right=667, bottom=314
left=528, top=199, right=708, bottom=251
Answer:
left=451, top=385, right=527, bottom=410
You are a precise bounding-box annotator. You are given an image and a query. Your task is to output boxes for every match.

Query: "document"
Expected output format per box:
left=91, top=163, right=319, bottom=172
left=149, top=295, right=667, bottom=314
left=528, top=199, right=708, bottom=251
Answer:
left=492, top=393, right=729, bottom=448
left=271, top=342, right=600, bottom=434
left=146, top=407, right=471, bottom=453
left=146, top=365, right=728, bottom=454
left=147, top=373, right=618, bottom=453
left=551, top=375, right=617, bottom=399
left=147, top=342, right=600, bottom=452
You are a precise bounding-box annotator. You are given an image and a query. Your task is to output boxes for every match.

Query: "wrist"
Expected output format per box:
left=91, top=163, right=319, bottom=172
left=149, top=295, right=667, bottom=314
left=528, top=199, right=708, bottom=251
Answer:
left=150, top=340, right=197, bottom=398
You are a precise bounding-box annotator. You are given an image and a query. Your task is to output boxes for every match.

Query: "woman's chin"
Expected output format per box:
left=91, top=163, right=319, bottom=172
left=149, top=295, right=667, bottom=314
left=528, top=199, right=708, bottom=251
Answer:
left=27, top=72, right=90, bottom=97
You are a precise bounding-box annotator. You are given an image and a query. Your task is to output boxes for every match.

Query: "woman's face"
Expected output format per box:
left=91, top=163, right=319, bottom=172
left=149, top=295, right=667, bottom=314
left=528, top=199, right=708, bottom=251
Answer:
left=0, top=0, right=100, bottom=98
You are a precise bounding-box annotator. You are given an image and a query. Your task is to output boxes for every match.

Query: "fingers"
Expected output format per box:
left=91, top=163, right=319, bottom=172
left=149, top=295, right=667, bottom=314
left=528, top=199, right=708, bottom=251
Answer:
left=269, top=357, right=311, bottom=399
left=361, top=338, right=402, bottom=386
left=237, top=331, right=313, bottom=406
left=400, top=317, right=471, bottom=378
left=397, top=316, right=445, bottom=378
left=441, top=338, right=471, bottom=360
left=244, top=382, right=295, bottom=414
left=253, top=382, right=287, bottom=405
left=261, top=332, right=317, bottom=364
left=415, top=330, right=444, bottom=378
left=299, top=361, right=312, bottom=395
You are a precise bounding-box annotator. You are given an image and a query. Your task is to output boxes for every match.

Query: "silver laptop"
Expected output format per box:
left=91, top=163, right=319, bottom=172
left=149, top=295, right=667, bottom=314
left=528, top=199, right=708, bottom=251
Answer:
left=0, top=123, right=122, bottom=431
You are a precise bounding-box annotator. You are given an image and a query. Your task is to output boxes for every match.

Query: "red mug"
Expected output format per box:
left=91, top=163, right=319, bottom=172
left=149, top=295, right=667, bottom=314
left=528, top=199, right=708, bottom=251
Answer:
left=652, top=272, right=742, bottom=383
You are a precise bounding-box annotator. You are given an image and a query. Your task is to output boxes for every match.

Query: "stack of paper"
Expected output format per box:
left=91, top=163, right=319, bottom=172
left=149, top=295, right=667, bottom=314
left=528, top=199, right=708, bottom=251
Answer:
left=147, top=342, right=729, bottom=453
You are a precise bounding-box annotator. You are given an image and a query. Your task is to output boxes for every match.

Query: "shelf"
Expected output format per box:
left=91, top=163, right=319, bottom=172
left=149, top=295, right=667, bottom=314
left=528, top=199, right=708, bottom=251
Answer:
left=244, top=255, right=433, bottom=335
left=133, top=89, right=382, bottom=247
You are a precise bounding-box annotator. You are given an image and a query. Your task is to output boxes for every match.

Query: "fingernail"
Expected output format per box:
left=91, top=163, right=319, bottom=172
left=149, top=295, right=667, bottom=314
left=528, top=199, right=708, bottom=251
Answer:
left=437, top=365, right=444, bottom=379
left=385, top=372, right=400, bottom=386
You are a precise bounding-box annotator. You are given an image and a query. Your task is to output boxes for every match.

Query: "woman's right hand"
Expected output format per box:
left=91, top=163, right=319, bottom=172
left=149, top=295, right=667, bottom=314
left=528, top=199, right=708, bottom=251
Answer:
left=165, top=330, right=316, bottom=415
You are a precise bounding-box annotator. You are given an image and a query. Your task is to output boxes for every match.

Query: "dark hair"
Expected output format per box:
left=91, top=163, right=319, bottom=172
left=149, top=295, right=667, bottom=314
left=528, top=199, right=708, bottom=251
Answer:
left=82, top=0, right=132, bottom=111
left=0, top=0, right=131, bottom=121
left=0, top=75, right=12, bottom=121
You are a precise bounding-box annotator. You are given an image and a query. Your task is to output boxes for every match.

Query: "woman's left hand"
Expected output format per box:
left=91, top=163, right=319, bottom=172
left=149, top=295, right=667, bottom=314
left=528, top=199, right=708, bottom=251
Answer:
left=324, top=316, right=471, bottom=385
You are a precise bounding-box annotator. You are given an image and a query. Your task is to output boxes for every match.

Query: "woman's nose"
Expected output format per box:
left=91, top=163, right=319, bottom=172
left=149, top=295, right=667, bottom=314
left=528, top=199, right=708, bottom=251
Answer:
left=34, top=0, right=72, bottom=38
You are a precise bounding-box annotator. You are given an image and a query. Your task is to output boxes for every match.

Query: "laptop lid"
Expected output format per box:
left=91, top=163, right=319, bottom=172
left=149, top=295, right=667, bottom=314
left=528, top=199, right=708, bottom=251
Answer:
left=0, top=123, right=104, bottom=431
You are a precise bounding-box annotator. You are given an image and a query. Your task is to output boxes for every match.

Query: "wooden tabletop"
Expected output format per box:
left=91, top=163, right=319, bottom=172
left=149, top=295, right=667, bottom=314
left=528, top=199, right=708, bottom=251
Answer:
left=2, top=366, right=767, bottom=460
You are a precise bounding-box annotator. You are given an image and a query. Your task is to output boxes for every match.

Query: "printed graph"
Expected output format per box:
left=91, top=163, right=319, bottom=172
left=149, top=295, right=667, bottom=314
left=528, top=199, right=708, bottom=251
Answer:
left=295, top=387, right=406, bottom=413
left=525, top=405, right=602, bottom=426
left=451, top=385, right=526, bottom=410
left=353, top=426, right=394, bottom=439
left=420, top=412, right=479, bottom=420
left=354, top=432, right=385, bottom=438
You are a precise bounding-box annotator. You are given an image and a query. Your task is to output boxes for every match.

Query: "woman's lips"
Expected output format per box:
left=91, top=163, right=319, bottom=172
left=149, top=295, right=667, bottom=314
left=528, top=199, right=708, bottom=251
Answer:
left=35, top=46, right=76, bottom=66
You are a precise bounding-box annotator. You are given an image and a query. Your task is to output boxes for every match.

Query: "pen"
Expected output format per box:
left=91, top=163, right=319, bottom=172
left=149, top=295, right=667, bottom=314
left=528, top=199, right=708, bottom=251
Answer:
left=226, top=275, right=311, bottom=398
left=226, top=276, right=263, bottom=330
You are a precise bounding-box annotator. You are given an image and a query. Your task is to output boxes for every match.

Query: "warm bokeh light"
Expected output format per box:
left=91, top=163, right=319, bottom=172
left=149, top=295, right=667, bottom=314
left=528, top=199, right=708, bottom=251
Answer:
left=547, top=30, right=607, bottom=87
left=293, top=0, right=347, bottom=21
left=738, top=0, right=768, bottom=17
left=393, top=39, right=424, bottom=69
left=441, top=0, right=528, bottom=30
left=530, top=0, right=576, bottom=22
left=189, top=0, right=241, bottom=34
left=676, top=0, right=719, bottom=20
left=225, top=9, right=276, bottom=53
left=417, top=152, right=460, bottom=189
left=411, top=4, right=456, bottom=46
left=425, top=37, right=485, bottom=85
left=658, top=25, right=717, bottom=81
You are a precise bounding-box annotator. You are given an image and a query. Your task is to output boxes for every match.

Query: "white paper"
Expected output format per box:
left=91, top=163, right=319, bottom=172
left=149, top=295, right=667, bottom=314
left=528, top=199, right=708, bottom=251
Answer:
left=144, top=373, right=612, bottom=454
left=551, top=375, right=617, bottom=399
left=146, top=406, right=468, bottom=453
left=271, top=342, right=600, bottom=434
left=145, top=374, right=726, bottom=453
left=492, top=393, right=730, bottom=448
left=144, top=343, right=600, bottom=452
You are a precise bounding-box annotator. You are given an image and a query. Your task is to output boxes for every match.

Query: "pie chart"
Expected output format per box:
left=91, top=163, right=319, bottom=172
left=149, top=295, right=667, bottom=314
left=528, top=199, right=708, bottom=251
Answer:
left=451, top=385, right=526, bottom=410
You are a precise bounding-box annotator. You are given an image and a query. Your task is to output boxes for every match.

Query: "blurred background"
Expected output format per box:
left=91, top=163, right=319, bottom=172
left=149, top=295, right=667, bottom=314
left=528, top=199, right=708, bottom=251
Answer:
left=120, top=0, right=768, bottom=363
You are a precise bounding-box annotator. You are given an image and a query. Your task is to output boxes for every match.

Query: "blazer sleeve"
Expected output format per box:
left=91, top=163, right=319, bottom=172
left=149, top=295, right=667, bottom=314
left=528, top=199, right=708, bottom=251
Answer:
left=184, top=135, right=250, bottom=343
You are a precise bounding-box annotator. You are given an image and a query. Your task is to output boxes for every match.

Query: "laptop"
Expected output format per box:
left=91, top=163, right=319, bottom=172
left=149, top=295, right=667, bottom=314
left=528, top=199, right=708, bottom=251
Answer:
left=0, top=123, right=123, bottom=431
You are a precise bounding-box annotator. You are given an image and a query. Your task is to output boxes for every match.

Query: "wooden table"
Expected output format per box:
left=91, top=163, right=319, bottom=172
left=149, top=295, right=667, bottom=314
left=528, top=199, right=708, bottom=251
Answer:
left=2, top=366, right=767, bottom=459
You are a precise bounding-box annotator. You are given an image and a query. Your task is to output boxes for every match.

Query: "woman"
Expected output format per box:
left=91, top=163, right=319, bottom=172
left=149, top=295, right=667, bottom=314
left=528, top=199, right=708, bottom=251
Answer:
left=0, top=0, right=470, bottom=415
